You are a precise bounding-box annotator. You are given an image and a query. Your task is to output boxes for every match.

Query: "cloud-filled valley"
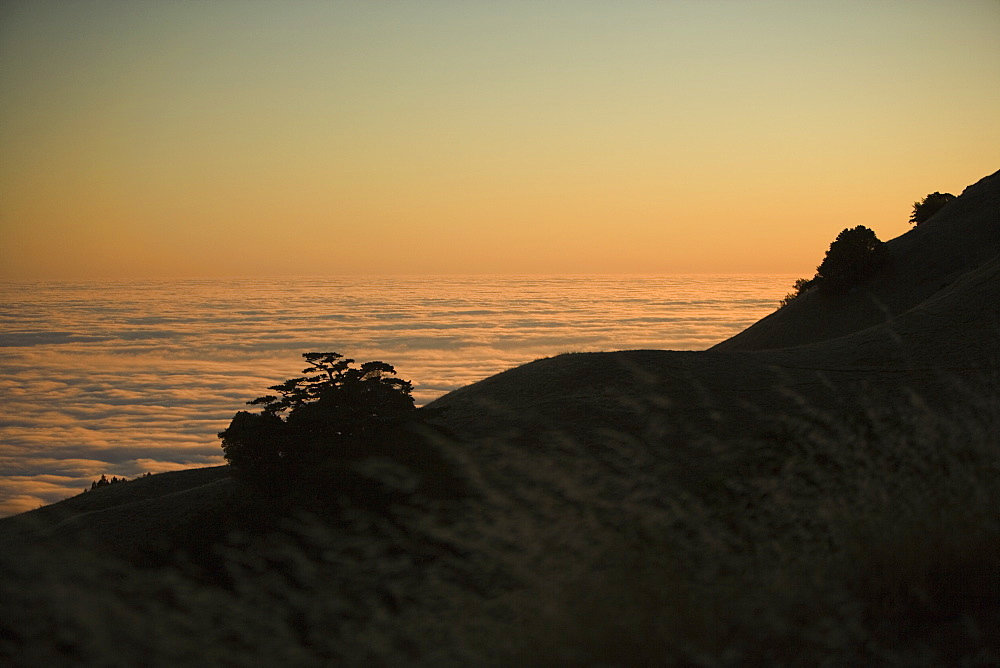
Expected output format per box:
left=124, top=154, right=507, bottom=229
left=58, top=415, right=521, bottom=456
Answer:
left=0, top=274, right=794, bottom=515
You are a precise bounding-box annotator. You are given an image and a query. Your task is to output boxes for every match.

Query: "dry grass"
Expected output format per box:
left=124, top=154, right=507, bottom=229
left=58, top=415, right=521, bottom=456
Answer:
left=2, top=377, right=997, bottom=666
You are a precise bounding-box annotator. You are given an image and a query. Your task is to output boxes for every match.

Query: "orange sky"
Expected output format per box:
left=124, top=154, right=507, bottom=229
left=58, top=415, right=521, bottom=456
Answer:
left=1, top=1, right=998, bottom=279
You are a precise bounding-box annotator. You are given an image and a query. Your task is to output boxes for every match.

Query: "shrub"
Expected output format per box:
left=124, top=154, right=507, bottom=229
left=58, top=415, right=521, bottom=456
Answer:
left=910, top=192, right=955, bottom=226
left=85, top=472, right=151, bottom=492
left=781, top=225, right=887, bottom=304
left=779, top=277, right=815, bottom=307
left=814, top=225, right=887, bottom=294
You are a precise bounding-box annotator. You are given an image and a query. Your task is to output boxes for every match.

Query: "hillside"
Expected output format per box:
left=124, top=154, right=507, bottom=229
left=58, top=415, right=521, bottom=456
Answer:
left=2, top=169, right=998, bottom=666
left=427, top=171, right=999, bottom=450
left=712, top=169, right=1000, bottom=351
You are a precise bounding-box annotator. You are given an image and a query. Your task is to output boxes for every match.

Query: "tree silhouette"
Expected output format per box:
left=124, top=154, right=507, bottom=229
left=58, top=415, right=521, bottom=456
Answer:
left=88, top=474, right=127, bottom=490
left=910, top=192, right=955, bottom=226
left=814, top=225, right=887, bottom=294
left=219, top=353, right=461, bottom=504
left=781, top=225, right=887, bottom=304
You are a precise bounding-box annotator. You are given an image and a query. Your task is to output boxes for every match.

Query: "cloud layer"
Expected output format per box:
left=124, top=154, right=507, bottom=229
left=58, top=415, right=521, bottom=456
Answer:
left=0, top=274, right=793, bottom=515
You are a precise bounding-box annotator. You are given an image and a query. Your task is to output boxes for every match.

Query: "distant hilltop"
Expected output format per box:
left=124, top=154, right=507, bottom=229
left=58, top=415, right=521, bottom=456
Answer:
left=713, top=168, right=1000, bottom=351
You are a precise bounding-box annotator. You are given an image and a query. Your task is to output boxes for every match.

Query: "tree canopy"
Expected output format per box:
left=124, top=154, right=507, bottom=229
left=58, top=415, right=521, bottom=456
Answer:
left=219, top=352, right=462, bottom=505
left=910, top=192, right=956, bottom=226
left=781, top=225, right=888, bottom=304
left=814, top=225, right=887, bottom=294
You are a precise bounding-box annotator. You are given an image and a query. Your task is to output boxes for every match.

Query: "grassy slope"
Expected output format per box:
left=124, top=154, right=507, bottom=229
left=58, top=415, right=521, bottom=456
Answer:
left=427, top=254, right=999, bottom=454
left=0, top=466, right=232, bottom=553
left=2, top=169, right=998, bottom=666
left=711, top=168, right=1000, bottom=351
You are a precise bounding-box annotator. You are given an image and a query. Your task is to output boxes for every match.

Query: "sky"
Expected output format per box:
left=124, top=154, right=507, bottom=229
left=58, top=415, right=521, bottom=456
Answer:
left=1, top=0, right=998, bottom=279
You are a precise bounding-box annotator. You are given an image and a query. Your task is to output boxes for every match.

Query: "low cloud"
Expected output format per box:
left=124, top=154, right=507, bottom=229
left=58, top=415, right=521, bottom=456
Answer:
left=0, top=275, right=793, bottom=517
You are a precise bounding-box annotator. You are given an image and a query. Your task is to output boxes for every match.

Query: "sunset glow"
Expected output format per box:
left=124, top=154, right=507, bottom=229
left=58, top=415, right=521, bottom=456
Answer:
left=2, top=1, right=998, bottom=279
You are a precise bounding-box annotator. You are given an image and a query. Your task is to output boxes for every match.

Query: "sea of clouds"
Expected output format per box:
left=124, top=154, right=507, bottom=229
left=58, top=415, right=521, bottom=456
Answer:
left=0, top=274, right=795, bottom=515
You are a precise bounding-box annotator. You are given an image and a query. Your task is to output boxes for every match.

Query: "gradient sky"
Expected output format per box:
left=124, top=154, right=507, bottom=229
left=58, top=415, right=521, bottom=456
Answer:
left=1, top=0, right=998, bottom=279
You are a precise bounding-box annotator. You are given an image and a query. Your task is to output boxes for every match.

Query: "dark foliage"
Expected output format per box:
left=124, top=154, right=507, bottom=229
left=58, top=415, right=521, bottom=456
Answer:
left=779, top=277, right=815, bottom=307
left=781, top=225, right=888, bottom=304
left=814, top=225, right=887, bottom=294
left=219, top=352, right=463, bottom=507
left=86, top=472, right=151, bottom=492
left=910, top=191, right=956, bottom=226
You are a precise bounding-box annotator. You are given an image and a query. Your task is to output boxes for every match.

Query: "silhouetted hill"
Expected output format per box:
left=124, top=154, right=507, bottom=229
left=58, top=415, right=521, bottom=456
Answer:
left=0, top=466, right=238, bottom=567
left=427, top=171, right=999, bottom=450
left=2, top=169, right=998, bottom=666
left=711, top=169, right=1000, bottom=351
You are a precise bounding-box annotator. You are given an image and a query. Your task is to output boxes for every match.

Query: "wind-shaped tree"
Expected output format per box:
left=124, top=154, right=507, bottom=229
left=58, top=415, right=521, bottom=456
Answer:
left=247, top=352, right=415, bottom=433
left=219, top=353, right=460, bottom=503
